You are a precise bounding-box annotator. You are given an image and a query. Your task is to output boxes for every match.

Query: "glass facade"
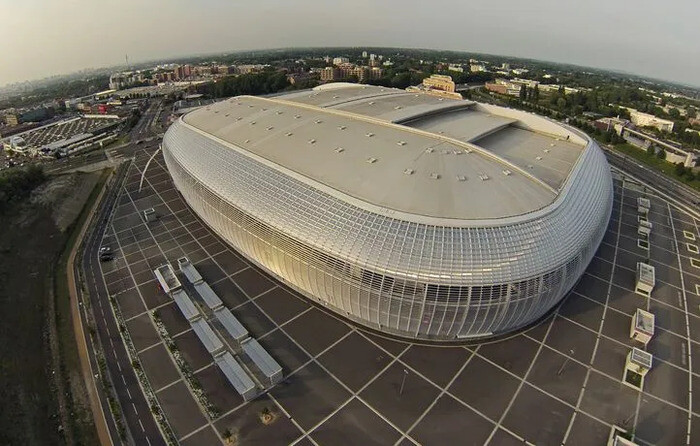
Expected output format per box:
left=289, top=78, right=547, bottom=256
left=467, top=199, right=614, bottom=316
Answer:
left=162, top=119, right=613, bottom=341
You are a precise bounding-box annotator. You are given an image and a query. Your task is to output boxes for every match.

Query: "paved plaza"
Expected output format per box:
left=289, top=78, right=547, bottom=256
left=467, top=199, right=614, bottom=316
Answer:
left=98, top=146, right=700, bottom=445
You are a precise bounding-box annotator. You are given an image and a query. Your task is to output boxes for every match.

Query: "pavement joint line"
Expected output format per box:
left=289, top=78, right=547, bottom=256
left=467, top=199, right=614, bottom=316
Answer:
left=566, top=288, right=700, bottom=349
left=269, top=393, right=321, bottom=446
left=122, top=169, right=228, bottom=445
left=551, top=305, right=700, bottom=380
left=667, top=202, right=694, bottom=445
left=398, top=346, right=480, bottom=444
left=136, top=341, right=163, bottom=355
left=123, top=299, right=173, bottom=323
left=256, top=306, right=315, bottom=341
left=483, top=304, right=557, bottom=444
left=294, top=338, right=413, bottom=444
left=563, top=183, right=625, bottom=445
left=581, top=267, right=700, bottom=326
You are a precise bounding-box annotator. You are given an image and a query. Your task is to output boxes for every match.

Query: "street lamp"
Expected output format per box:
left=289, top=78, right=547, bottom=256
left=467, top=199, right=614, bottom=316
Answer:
left=399, top=369, right=409, bottom=396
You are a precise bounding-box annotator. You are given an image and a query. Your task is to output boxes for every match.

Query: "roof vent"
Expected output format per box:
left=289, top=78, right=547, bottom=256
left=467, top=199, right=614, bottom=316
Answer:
left=308, top=139, right=316, bottom=144
left=438, top=98, right=444, bottom=101
left=502, top=169, right=512, bottom=176
left=236, top=102, right=242, bottom=106
left=430, top=172, right=441, bottom=180
left=397, top=141, right=407, bottom=146
left=335, top=147, right=345, bottom=153
left=394, top=106, right=402, bottom=110
left=527, top=164, right=534, bottom=169
left=543, top=149, right=550, bottom=153
left=225, top=113, right=230, bottom=117
left=535, top=156, right=543, bottom=160
left=366, top=157, right=378, bottom=164
left=294, top=114, right=301, bottom=119
left=261, top=108, right=267, bottom=111
left=453, top=150, right=462, bottom=155
left=250, top=121, right=256, bottom=125
left=236, top=117, right=242, bottom=121
left=248, top=105, right=254, bottom=108
left=366, top=132, right=374, bottom=137
left=214, top=110, right=219, bottom=113
left=338, top=125, right=347, bottom=130
left=456, top=175, right=467, bottom=181
left=368, top=101, right=375, bottom=105
left=315, top=119, right=323, bottom=124
left=442, top=150, right=451, bottom=155
left=244, top=139, right=250, bottom=143
left=479, top=174, right=490, bottom=181
left=285, top=132, right=293, bottom=136
left=425, top=148, right=434, bottom=153
left=465, top=149, right=473, bottom=154
left=332, top=95, right=339, bottom=99
left=550, top=143, right=556, bottom=147
left=276, top=110, right=283, bottom=115
left=404, top=168, right=414, bottom=175
left=266, top=126, right=274, bottom=131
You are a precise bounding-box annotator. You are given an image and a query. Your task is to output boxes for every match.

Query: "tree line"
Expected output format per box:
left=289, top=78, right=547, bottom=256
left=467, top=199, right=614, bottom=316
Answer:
left=0, top=165, right=46, bottom=213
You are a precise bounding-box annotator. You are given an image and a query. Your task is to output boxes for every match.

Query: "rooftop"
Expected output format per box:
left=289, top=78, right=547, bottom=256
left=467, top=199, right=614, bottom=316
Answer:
left=182, top=84, right=588, bottom=220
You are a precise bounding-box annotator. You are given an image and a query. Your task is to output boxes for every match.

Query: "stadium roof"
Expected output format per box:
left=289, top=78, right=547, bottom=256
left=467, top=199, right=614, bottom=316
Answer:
left=182, top=84, right=587, bottom=220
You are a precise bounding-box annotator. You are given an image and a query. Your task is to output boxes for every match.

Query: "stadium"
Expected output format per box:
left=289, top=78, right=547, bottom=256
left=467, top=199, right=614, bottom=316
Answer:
left=162, top=83, right=613, bottom=341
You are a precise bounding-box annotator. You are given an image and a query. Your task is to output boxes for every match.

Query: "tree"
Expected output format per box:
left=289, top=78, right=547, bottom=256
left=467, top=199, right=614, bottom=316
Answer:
left=668, top=108, right=681, bottom=119
left=646, top=146, right=655, bottom=157
left=532, top=85, right=540, bottom=102
left=556, top=97, right=567, bottom=110
left=656, top=148, right=666, bottom=160
left=675, top=162, right=687, bottom=176
left=687, top=106, right=697, bottom=119
left=519, top=86, right=527, bottom=101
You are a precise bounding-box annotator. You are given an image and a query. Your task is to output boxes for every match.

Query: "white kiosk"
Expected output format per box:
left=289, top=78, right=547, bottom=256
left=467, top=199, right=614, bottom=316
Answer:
left=630, top=308, right=655, bottom=347
left=623, top=347, right=653, bottom=390
left=635, top=262, right=655, bottom=297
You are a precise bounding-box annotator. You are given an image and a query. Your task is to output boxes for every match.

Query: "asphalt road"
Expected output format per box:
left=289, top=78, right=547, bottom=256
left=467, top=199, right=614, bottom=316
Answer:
left=81, top=162, right=165, bottom=446
left=602, top=146, right=700, bottom=213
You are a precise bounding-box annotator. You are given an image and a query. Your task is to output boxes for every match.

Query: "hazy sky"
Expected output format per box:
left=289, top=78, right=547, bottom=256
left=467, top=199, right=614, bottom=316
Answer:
left=1, top=0, right=699, bottom=87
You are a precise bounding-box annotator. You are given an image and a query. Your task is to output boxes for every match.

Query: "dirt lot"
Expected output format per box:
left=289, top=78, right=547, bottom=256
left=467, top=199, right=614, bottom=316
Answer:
left=0, top=170, right=103, bottom=445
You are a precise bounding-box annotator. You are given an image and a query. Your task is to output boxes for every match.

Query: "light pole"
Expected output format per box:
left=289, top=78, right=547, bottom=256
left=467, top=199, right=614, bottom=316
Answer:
left=557, top=349, right=575, bottom=376
left=399, top=369, right=409, bottom=396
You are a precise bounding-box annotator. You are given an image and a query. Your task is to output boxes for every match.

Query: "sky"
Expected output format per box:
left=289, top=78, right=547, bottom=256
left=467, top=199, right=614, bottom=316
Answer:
left=1, top=0, right=699, bottom=87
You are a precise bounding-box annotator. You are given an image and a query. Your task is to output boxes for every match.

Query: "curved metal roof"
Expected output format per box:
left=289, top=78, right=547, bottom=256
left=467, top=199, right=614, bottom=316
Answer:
left=182, top=85, right=586, bottom=221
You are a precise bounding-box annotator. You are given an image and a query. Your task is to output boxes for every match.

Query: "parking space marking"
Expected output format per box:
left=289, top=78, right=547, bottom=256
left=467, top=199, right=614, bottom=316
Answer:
left=687, top=244, right=699, bottom=255
left=685, top=231, right=696, bottom=241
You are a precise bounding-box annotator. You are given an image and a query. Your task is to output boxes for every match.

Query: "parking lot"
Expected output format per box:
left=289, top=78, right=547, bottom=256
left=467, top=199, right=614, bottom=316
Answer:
left=17, top=116, right=119, bottom=147
left=98, top=146, right=700, bottom=445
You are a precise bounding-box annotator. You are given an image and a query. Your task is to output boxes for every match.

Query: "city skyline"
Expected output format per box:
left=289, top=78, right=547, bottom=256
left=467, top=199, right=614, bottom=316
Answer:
left=1, top=0, right=698, bottom=88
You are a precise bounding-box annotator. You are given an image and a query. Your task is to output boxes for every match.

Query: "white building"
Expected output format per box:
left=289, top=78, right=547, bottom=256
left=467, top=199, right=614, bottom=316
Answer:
left=628, top=109, right=675, bottom=132
left=162, top=83, right=612, bottom=341
left=333, top=57, right=350, bottom=66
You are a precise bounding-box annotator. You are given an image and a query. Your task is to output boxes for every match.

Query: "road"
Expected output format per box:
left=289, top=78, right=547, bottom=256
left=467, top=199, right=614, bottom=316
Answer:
left=75, top=104, right=168, bottom=445
left=80, top=162, right=165, bottom=446
left=602, top=146, right=700, bottom=212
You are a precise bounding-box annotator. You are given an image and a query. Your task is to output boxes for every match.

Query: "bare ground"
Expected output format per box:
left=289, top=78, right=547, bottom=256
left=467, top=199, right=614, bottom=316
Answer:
left=0, top=171, right=101, bottom=445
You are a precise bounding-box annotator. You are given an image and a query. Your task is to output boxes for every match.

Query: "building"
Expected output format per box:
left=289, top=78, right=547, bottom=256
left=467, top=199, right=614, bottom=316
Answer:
left=470, top=64, right=487, bottom=73
left=421, top=74, right=456, bottom=93
left=333, top=57, right=350, bottom=66
left=448, top=64, right=464, bottom=73
left=4, top=113, right=19, bottom=127
left=162, top=83, right=612, bottom=341
left=320, top=67, right=339, bottom=82
left=362, top=51, right=368, bottom=58
left=628, top=109, right=675, bottom=132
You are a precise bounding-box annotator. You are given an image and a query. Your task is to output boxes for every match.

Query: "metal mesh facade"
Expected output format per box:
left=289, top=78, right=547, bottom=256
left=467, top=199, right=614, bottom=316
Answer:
left=162, top=118, right=613, bottom=341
